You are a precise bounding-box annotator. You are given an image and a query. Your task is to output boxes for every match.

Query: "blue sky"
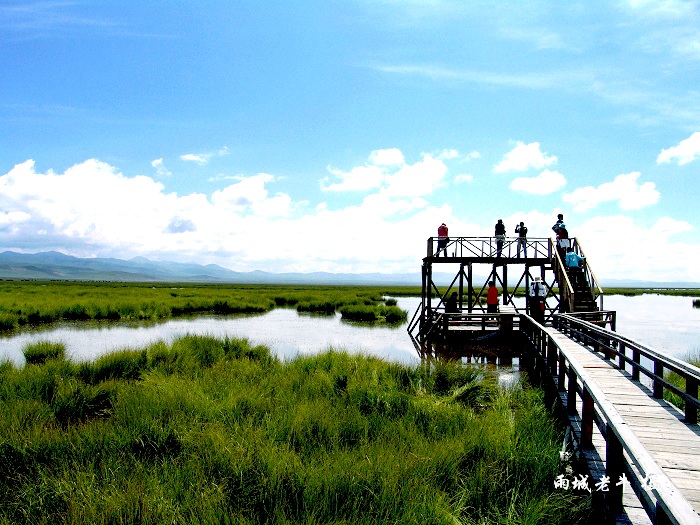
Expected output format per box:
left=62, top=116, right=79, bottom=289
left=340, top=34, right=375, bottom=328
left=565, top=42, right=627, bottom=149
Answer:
left=1, top=0, right=699, bottom=282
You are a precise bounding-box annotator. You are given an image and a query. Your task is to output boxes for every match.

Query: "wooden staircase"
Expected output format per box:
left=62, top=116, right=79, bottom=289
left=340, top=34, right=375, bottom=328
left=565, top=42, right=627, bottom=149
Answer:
left=551, top=239, right=601, bottom=314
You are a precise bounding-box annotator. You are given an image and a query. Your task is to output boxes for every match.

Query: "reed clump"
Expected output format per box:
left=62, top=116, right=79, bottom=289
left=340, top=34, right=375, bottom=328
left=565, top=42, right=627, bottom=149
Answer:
left=0, top=337, right=590, bottom=524
left=664, top=350, right=700, bottom=410
left=22, top=341, right=66, bottom=365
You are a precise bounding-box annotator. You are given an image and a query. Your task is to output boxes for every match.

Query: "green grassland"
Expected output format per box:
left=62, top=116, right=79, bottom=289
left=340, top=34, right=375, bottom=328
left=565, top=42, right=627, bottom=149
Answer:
left=3, top=280, right=700, bottom=333
left=0, top=281, right=416, bottom=331
left=0, top=337, right=591, bottom=524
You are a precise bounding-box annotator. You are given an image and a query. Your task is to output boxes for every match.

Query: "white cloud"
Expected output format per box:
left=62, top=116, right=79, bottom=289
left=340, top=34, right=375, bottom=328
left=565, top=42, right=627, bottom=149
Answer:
left=322, top=165, right=384, bottom=192
left=436, top=148, right=460, bottom=160
left=180, top=146, right=230, bottom=166
left=322, top=149, right=448, bottom=197
left=493, top=141, right=557, bottom=173
left=509, top=169, right=566, bottom=194
left=383, top=154, right=448, bottom=197
left=562, top=172, right=660, bottom=212
left=0, top=157, right=445, bottom=273
left=455, top=173, right=473, bottom=183
left=151, top=158, right=172, bottom=178
left=657, top=131, right=700, bottom=165
left=180, top=153, right=208, bottom=164
left=574, top=215, right=697, bottom=281
left=369, top=148, right=405, bottom=166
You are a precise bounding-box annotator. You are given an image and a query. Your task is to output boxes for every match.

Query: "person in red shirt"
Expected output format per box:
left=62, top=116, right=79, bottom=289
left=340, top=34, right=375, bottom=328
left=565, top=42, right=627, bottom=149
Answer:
left=436, top=223, right=449, bottom=257
left=486, top=281, right=499, bottom=313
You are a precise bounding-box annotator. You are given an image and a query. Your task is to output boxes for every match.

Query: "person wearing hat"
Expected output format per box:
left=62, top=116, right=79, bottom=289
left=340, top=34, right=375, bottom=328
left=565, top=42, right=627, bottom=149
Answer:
left=528, top=277, right=547, bottom=324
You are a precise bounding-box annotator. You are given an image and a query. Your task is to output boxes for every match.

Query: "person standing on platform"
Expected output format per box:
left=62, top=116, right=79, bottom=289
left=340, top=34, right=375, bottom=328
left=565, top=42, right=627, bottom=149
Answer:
left=494, top=219, right=506, bottom=257
left=436, top=222, right=449, bottom=257
left=486, top=281, right=499, bottom=314
left=515, top=221, right=528, bottom=258
left=528, top=277, right=546, bottom=324
left=552, top=214, right=569, bottom=260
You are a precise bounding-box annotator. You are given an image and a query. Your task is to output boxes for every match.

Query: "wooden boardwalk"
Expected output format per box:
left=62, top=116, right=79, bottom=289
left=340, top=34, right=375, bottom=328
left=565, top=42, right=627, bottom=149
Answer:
left=546, top=327, right=700, bottom=524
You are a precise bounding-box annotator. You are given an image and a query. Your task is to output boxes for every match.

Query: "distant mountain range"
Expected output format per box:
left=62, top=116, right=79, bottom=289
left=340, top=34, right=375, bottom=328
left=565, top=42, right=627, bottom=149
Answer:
left=0, top=251, right=426, bottom=285
left=0, top=251, right=698, bottom=288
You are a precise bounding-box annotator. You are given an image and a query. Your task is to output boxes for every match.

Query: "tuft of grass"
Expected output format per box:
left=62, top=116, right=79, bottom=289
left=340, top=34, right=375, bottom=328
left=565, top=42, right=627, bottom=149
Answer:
left=664, top=350, right=700, bottom=410
left=22, top=341, right=66, bottom=365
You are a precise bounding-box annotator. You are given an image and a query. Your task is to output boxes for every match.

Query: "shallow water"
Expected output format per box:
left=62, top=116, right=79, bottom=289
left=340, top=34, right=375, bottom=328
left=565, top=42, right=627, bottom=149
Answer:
left=1, top=294, right=698, bottom=367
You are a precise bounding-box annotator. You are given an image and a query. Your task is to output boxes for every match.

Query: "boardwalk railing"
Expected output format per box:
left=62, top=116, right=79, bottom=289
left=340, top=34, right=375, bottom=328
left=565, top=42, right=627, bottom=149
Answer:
left=427, top=236, right=552, bottom=259
left=561, top=310, right=617, bottom=331
left=521, top=315, right=700, bottom=525
left=556, top=314, right=700, bottom=425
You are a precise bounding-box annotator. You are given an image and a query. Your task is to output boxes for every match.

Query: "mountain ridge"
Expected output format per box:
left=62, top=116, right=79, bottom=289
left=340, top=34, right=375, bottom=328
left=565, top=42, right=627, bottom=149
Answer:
left=0, top=251, right=698, bottom=288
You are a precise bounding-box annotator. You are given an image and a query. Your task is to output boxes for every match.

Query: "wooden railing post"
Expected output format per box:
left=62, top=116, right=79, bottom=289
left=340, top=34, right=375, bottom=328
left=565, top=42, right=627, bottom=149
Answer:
left=567, top=367, right=577, bottom=415
left=618, top=342, right=625, bottom=371
left=581, top=388, right=594, bottom=449
left=547, top=339, right=557, bottom=375
left=653, top=361, right=664, bottom=399
left=632, top=349, right=640, bottom=381
left=427, top=237, right=434, bottom=258
left=606, top=425, right=624, bottom=515
left=686, top=377, right=698, bottom=425
left=558, top=354, right=566, bottom=391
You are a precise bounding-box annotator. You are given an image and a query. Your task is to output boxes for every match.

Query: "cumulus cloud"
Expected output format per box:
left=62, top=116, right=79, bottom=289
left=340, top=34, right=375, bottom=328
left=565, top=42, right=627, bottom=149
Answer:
left=493, top=141, right=557, bottom=173
left=0, top=157, right=449, bottom=273
left=322, top=149, right=448, bottom=197
left=657, top=132, right=700, bottom=165
left=436, top=149, right=460, bottom=160
left=574, top=214, right=697, bottom=281
left=322, top=165, right=384, bottom=192
left=509, top=169, right=566, bottom=194
left=369, top=148, right=405, bottom=166
left=455, top=173, right=473, bottom=183
left=180, top=146, right=230, bottom=165
left=562, top=172, right=660, bottom=211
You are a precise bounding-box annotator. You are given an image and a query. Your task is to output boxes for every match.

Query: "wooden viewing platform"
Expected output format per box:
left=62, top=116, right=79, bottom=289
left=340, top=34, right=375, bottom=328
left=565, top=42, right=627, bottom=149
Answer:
left=408, top=235, right=700, bottom=524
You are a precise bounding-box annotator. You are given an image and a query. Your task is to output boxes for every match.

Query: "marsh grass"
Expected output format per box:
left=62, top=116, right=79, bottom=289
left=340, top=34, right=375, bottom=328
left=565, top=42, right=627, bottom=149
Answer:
left=664, top=350, right=700, bottom=410
left=0, top=282, right=414, bottom=331
left=22, top=341, right=66, bottom=365
left=0, top=337, right=590, bottom=524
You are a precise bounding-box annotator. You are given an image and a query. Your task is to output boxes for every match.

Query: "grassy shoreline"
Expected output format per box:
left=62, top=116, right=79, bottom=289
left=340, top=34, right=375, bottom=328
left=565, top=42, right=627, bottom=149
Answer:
left=0, top=282, right=414, bottom=332
left=2, top=280, right=699, bottom=333
left=0, top=336, right=591, bottom=524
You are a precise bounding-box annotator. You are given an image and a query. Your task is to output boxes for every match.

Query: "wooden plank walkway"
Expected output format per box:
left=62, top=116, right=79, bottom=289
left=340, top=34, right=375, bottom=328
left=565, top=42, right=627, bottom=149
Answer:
left=548, top=329, right=700, bottom=523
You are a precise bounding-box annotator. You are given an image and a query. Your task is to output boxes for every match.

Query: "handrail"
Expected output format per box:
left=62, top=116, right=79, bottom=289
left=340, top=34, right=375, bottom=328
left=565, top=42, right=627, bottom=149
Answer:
left=550, top=239, right=575, bottom=313
left=427, top=236, right=552, bottom=260
left=562, top=310, right=616, bottom=331
left=573, top=239, right=604, bottom=309
left=557, top=314, right=700, bottom=424
left=521, top=315, right=700, bottom=525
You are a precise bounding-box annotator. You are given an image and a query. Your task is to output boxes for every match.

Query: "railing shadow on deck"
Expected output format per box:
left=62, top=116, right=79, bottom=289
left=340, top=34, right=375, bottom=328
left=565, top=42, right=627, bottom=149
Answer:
left=557, top=314, right=700, bottom=425
left=521, top=314, right=700, bottom=525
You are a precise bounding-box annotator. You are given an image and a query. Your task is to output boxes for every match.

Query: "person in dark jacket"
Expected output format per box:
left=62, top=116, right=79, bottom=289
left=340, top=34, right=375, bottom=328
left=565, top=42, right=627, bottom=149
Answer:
left=494, top=219, right=506, bottom=257
left=515, top=221, right=528, bottom=258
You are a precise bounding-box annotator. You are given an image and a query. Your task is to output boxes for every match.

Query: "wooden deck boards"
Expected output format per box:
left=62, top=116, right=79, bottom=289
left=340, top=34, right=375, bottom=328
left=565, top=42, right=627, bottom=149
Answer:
left=548, top=330, right=700, bottom=522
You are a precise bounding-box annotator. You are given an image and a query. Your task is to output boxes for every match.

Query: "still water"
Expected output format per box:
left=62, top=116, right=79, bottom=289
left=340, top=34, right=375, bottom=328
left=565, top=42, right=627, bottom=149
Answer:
left=1, top=295, right=699, bottom=366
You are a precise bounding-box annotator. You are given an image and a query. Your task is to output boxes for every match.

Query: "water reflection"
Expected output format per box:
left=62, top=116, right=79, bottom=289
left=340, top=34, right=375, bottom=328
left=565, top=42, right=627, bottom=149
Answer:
left=0, top=298, right=424, bottom=366
left=1, top=294, right=699, bottom=367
